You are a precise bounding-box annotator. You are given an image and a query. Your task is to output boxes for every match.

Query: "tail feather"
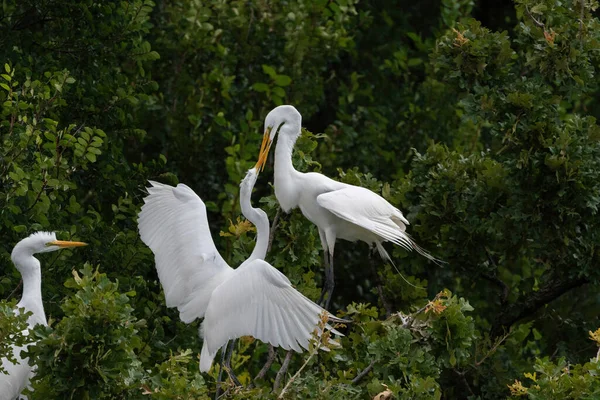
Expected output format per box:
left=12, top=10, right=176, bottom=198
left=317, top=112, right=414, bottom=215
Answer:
left=375, top=242, right=426, bottom=290
left=407, top=235, right=446, bottom=267
left=199, top=341, right=215, bottom=372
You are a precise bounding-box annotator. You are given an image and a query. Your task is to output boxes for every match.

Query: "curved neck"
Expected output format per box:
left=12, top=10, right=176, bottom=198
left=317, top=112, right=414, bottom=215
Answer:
left=11, top=253, right=47, bottom=327
left=240, top=184, right=270, bottom=262
left=274, top=125, right=302, bottom=212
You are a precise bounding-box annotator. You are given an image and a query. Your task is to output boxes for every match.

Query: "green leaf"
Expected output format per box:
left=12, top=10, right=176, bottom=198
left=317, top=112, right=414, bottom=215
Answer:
left=251, top=82, right=270, bottom=93
left=13, top=225, right=27, bottom=233
left=262, top=64, right=277, bottom=78
left=274, top=74, right=292, bottom=86
left=272, top=86, right=286, bottom=97
left=85, top=152, right=97, bottom=162
left=4, top=63, right=10, bottom=73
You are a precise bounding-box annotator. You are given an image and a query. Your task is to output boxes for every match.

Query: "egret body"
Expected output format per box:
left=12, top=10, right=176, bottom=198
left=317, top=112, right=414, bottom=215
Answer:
left=257, top=105, right=438, bottom=307
left=0, top=232, right=86, bottom=400
left=138, top=162, right=342, bottom=373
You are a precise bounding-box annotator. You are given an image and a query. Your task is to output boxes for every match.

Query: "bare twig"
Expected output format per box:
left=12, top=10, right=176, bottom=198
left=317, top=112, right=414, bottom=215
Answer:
left=250, top=344, right=276, bottom=387
left=351, top=360, right=376, bottom=384
left=403, top=302, right=431, bottom=329
left=5, top=279, right=22, bottom=301
left=525, top=5, right=545, bottom=29
left=273, top=350, right=293, bottom=392
left=482, top=273, right=509, bottom=305
left=475, top=330, right=511, bottom=367
left=25, top=175, right=47, bottom=213
left=483, top=250, right=509, bottom=305
left=267, top=207, right=282, bottom=254
left=453, top=368, right=475, bottom=396
left=278, top=349, right=315, bottom=398
left=369, top=248, right=392, bottom=317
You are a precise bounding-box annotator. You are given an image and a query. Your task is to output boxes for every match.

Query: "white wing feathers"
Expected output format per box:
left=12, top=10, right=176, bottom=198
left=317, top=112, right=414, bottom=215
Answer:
left=317, top=186, right=412, bottom=246
left=199, top=259, right=340, bottom=372
left=138, top=181, right=233, bottom=323
left=317, top=186, right=439, bottom=263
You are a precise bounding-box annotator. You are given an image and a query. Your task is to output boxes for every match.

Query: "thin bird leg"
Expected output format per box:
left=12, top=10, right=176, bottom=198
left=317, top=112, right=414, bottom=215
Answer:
left=223, top=340, right=242, bottom=387
left=323, top=252, right=335, bottom=310
left=370, top=246, right=393, bottom=317
left=317, top=250, right=330, bottom=305
left=215, top=345, right=226, bottom=400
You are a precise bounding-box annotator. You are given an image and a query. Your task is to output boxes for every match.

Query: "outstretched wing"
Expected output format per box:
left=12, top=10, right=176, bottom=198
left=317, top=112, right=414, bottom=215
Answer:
left=199, top=259, right=342, bottom=372
left=138, top=181, right=233, bottom=323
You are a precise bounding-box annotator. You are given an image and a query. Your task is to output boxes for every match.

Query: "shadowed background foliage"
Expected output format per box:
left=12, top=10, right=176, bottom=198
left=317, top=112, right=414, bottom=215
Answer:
left=1, top=0, right=600, bottom=398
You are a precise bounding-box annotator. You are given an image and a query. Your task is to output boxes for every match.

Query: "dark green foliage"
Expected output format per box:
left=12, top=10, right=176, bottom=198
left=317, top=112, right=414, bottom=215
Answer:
left=27, top=266, right=145, bottom=398
left=1, top=0, right=600, bottom=398
left=0, top=300, right=29, bottom=373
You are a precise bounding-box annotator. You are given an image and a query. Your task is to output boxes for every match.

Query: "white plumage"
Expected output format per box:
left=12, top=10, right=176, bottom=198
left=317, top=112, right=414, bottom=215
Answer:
left=1, top=232, right=86, bottom=400
left=257, top=105, right=439, bottom=306
left=137, top=181, right=232, bottom=323
left=137, top=167, right=342, bottom=373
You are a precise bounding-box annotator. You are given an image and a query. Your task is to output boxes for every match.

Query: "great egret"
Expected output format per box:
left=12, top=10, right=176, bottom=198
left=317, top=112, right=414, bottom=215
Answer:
left=256, top=105, right=439, bottom=307
left=137, top=162, right=343, bottom=375
left=0, top=232, right=87, bottom=400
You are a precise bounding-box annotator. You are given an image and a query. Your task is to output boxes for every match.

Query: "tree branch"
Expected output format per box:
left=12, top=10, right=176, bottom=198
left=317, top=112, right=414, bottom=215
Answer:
left=273, top=350, right=293, bottom=392
left=525, top=5, right=545, bottom=29
left=351, top=360, right=376, bottom=384
left=491, top=275, right=589, bottom=337
left=250, top=344, right=276, bottom=387
left=267, top=207, right=282, bottom=254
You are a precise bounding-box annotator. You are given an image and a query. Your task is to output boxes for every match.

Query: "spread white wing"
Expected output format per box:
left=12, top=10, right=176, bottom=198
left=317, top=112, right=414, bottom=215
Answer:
left=199, top=259, right=340, bottom=372
left=138, top=181, right=233, bottom=323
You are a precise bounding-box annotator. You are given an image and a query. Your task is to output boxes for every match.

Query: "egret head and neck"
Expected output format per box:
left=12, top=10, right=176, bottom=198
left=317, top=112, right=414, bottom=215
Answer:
left=257, top=105, right=304, bottom=212
left=11, top=232, right=87, bottom=325
left=237, top=147, right=274, bottom=263
left=260, top=105, right=302, bottom=163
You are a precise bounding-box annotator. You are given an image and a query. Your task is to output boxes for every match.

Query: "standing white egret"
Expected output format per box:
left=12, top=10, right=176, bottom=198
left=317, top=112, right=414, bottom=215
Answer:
left=256, top=105, right=440, bottom=307
left=0, top=232, right=87, bottom=400
left=137, top=159, right=343, bottom=376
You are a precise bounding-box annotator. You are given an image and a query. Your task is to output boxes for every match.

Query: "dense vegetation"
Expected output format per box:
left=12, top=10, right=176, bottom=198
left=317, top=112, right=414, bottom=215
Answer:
left=1, top=0, right=600, bottom=398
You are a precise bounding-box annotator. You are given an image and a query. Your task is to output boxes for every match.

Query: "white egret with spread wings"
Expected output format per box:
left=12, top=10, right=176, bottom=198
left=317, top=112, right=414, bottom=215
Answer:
left=1, top=232, right=87, bottom=400
left=137, top=160, right=342, bottom=376
left=256, top=105, right=440, bottom=308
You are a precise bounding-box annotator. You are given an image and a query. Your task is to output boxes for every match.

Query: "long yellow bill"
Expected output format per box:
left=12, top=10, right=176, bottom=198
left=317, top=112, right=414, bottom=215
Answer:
left=48, top=240, right=88, bottom=248
left=254, top=127, right=273, bottom=172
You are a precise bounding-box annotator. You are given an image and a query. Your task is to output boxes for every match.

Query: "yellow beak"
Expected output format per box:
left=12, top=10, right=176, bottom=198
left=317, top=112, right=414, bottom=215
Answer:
left=254, top=127, right=273, bottom=172
left=48, top=240, right=88, bottom=248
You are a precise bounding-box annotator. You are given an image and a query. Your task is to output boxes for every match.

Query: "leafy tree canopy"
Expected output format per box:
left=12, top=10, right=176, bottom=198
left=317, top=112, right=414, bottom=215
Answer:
left=1, top=0, right=599, bottom=398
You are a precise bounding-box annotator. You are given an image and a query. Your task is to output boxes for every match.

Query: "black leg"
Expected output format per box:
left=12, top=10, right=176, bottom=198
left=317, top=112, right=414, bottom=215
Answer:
left=317, top=250, right=329, bottom=305
left=322, top=252, right=335, bottom=310
left=223, top=340, right=242, bottom=387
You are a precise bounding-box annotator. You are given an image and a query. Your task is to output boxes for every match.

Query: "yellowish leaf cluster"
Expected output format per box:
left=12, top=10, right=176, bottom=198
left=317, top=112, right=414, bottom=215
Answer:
left=507, top=379, right=528, bottom=396
left=219, top=217, right=256, bottom=238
